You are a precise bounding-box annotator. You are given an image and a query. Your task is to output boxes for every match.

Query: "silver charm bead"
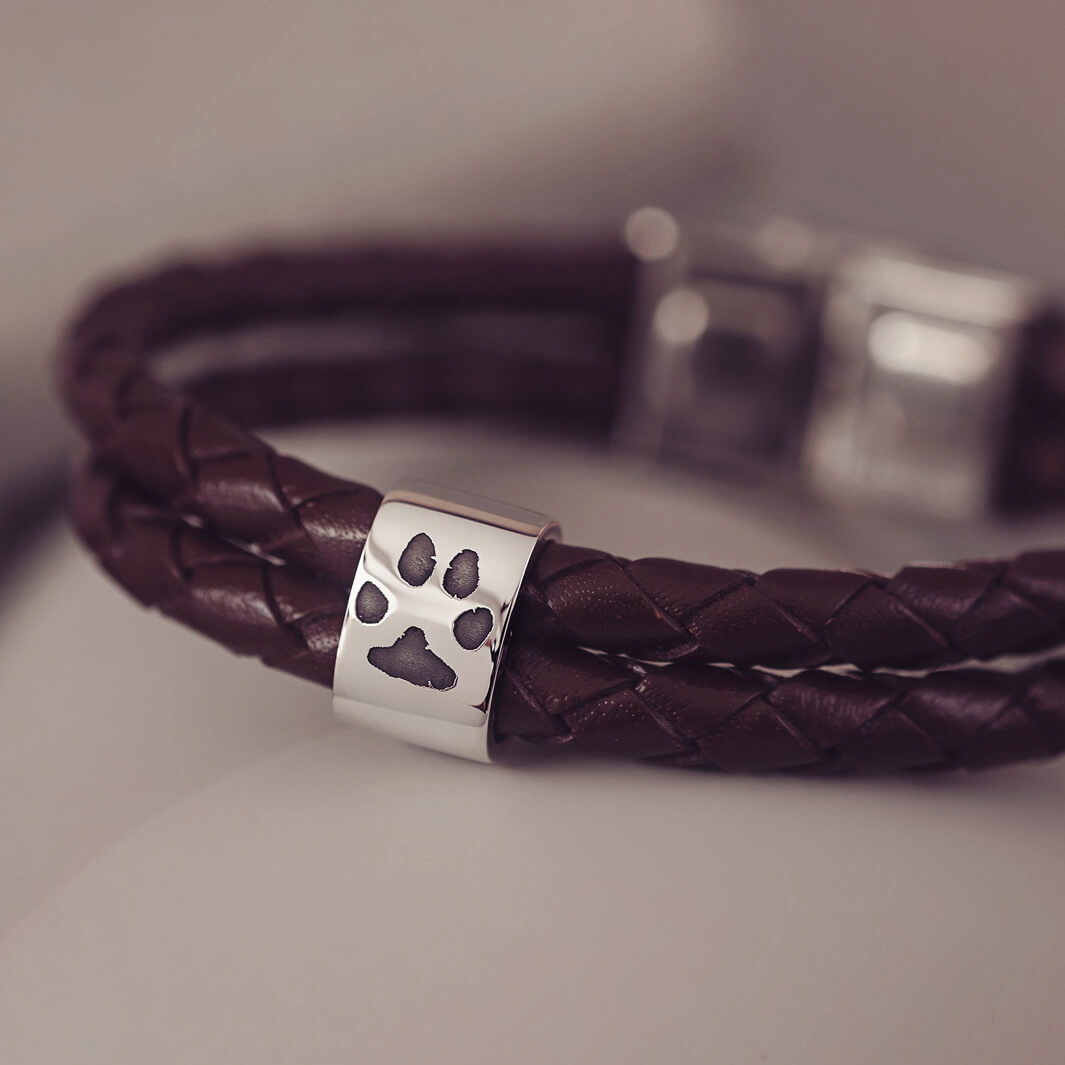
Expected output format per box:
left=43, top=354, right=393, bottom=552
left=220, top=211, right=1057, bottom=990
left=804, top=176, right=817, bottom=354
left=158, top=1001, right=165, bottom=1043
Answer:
left=332, top=480, right=559, bottom=762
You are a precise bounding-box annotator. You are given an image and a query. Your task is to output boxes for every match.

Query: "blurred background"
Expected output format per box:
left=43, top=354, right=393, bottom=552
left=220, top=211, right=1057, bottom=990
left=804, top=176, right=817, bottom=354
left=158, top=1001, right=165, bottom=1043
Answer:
left=4, top=0, right=1065, bottom=507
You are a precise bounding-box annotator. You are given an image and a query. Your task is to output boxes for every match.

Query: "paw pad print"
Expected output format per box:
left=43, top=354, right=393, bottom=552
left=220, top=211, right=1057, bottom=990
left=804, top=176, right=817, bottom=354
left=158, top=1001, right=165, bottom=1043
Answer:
left=355, top=532, right=493, bottom=690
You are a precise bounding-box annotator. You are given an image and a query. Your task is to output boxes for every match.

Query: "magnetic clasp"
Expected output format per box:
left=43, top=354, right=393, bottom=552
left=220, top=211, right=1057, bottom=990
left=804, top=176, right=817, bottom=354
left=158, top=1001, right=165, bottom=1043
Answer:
left=803, top=248, right=1037, bottom=518
left=614, top=210, right=821, bottom=481
left=332, top=480, right=559, bottom=762
left=616, top=209, right=1041, bottom=519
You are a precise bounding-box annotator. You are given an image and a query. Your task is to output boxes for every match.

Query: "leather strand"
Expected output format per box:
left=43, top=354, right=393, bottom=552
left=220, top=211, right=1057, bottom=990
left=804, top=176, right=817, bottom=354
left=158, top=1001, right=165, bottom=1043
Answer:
left=61, top=244, right=632, bottom=585
left=59, top=246, right=1065, bottom=675
left=71, top=461, right=1065, bottom=772
left=499, top=643, right=1065, bottom=773
left=71, top=462, right=348, bottom=686
left=518, top=542, right=1065, bottom=670
left=56, top=242, right=1065, bottom=771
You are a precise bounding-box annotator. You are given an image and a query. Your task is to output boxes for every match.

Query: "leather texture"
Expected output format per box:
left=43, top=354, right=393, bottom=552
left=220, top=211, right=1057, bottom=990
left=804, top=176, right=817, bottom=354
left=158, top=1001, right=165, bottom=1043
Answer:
left=70, top=461, right=1065, bottom=772
left=59, top=243, right=1065, bottom=772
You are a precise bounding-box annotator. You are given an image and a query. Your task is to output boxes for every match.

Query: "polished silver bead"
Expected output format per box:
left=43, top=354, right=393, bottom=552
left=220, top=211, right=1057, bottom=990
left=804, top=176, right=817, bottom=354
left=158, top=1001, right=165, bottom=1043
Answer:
left=332, top=480, right=559, bottom=762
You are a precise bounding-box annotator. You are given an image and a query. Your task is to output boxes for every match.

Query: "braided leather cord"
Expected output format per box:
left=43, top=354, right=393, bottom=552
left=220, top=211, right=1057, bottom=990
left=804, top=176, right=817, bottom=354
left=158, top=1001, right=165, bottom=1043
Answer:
left=71, top=462, right=1065, bottom=772
left=60, top=245, right=1065, bottom=673
left=57, top=242, right=1065, bottom=771
left=518, top=542, right=1065, bottom=670
left=61, top=244, right=633, bottom=582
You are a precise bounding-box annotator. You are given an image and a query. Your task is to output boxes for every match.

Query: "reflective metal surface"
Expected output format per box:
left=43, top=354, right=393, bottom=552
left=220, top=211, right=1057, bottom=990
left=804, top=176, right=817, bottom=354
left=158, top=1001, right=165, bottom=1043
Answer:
left=804, top=248, right=1037, bottom=517
left=618, top=208, right=1043, bottom=517
left=333, top=480, right=558, bottom=762
left=615, top=210, right=821, bottom=479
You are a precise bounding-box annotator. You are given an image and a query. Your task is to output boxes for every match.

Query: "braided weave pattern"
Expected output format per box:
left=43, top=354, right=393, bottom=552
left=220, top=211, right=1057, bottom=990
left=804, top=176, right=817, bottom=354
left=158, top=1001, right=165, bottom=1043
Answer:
left=60, top=246, right=1065, bottom=673
left=62, top=246, right=630, bottom=582
left=72, top=463, right=348, bottom=686
left=61, top=249, right=1065, bottom=674
left=499, top=643, right=1065, bottom=772
left=71, top=462, right=1065, bottom=772
left=519, top=542, right=1065, bottom=670
left=57, top=242, right=1065, bottom=772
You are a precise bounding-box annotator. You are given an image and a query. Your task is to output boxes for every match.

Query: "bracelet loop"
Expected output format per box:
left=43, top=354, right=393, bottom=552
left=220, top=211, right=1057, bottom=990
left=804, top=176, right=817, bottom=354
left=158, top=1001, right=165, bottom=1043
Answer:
left=58, top=241, right=1065, bottom=772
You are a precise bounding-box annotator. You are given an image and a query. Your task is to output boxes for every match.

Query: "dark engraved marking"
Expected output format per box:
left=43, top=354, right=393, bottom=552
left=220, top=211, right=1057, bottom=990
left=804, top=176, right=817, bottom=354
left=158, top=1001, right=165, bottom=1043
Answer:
left=355, top=580, right=389, bottom=624
left=397, top=533, right=436, bottom=587
left=443, top=549, right=479, bottom=599
left=368, top=627, right=458, bottom=690
left=453, top=607, right=494, bottom=650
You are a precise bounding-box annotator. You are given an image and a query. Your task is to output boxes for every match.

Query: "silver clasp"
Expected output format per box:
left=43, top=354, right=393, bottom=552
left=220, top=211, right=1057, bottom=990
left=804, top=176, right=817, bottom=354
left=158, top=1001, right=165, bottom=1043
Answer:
left=616, top=209, right=1041, bottom=518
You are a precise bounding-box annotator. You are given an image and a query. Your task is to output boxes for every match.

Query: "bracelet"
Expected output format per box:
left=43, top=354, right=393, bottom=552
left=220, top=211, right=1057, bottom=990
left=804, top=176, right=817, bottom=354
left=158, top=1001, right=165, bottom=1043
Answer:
left=59, top=233, right=1065, bottom=772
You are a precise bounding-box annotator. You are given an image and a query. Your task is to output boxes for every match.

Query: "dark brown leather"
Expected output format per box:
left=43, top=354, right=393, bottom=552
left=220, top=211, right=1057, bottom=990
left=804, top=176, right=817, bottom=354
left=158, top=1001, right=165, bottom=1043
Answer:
left=519, top=542, right=1065, bottom=670
left=61, top=244, right=633, bottom=581
left=71, top=461, right=348, bottom=686
left=70, top=460, right=1065, bottom=772
left=58, top=242, right=1065, bottom=772
left=997, top=312, right=1065, bottom=509
left=498, top=640, right=1065, bottom=773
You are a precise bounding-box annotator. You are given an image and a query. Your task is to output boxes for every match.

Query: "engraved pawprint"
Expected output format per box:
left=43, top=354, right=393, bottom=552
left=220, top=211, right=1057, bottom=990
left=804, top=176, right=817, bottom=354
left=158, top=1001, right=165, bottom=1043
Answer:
left=355, top=532, right=493, bottom=691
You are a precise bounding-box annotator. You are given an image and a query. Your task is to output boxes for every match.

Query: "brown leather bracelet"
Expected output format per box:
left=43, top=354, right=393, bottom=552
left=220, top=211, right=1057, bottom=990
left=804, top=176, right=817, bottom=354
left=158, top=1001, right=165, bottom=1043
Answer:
left=59, top=241, right=1065, bottom=772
